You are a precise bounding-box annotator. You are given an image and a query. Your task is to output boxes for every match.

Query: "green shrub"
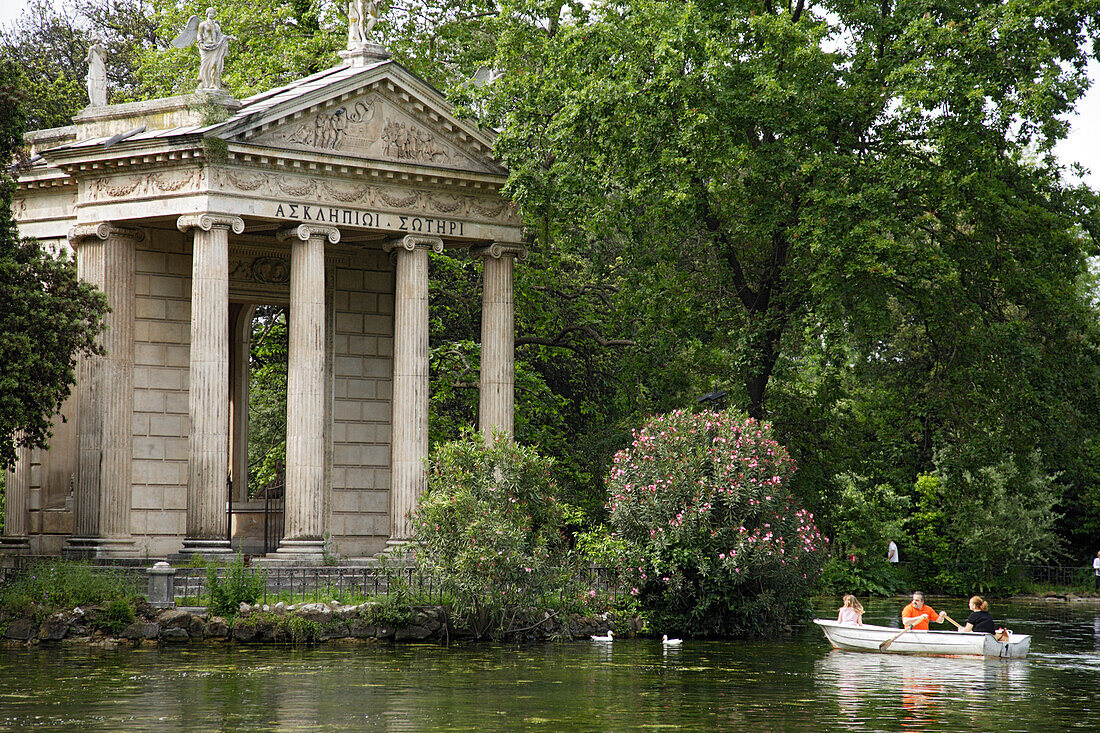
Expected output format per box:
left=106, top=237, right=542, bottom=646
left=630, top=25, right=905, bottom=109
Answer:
left=904, top=451, right=1063, bottom=594
left=93, top=598, right=135, bottom=635
left=0, top=560, right=137, bottom=614
left=411, top=433, right=572, bottom=636
left=816, top=474, right=908, bottom=596
left=206, top=555, right=266, bottom=617
left=597, top=408, right=827, bottom=637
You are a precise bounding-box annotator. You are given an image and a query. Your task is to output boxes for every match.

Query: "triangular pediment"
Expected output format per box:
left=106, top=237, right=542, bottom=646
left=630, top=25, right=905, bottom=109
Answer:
left=216, top=64, right=504, bottom=176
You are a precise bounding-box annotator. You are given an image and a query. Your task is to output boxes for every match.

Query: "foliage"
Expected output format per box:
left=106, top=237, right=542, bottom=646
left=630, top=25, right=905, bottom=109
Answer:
left=205, top=555, right=267, bottom=617
left=92, top=597, right=136, bottom=635
left=247, top=305, right=288, bottom=495
left=411, top=433, right=572, bottom=636
left=133, top=0, right=344, bottom=100
left=0, top=57, right=110, bottom=471
left=816, top=474, right=908, bottom=596
left=0, top=560, right=138, bottom=614
left=904, top=452, right=1063, bottom=594
left=0, top=0, right=163, bottom=129
left=597, top=408, right=826, bottom=637
left=477, top=0, right=1100, bottom=555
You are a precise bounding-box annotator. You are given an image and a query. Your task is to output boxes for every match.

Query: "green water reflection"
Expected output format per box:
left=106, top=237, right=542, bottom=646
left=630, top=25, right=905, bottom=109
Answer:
left=1, top=598, right=1097, bottom=731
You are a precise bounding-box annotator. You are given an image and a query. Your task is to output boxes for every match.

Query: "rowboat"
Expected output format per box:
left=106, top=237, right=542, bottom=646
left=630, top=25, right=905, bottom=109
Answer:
left=813, top=619, right=1031, bottom=658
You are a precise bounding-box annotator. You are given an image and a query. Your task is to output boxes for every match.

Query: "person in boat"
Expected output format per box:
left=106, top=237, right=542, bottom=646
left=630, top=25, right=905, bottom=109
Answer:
left=837, top=594, right=865, bottom=625
left=901, top=590, right=947, bottom=630
left=959, top=595, right=996, bottom=633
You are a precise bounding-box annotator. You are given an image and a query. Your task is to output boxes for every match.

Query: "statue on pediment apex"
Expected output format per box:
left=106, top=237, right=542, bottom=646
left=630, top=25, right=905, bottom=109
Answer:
left=348, top=0, right=381, bottom=48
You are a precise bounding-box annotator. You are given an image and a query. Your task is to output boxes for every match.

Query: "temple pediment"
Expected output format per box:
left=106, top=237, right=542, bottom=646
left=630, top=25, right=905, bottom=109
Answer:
left=216, top=63, right=504, bottom=176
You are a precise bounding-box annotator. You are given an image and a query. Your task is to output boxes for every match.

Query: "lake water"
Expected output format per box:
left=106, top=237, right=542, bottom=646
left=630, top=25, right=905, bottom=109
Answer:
left=1, top=598, right=1097, bottom=731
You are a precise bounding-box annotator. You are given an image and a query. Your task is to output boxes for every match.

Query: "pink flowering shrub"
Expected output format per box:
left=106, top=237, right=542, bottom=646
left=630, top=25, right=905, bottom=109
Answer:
left=603, top=408, right=827, bottom=637
left=411, top=434, right=570, bottom=633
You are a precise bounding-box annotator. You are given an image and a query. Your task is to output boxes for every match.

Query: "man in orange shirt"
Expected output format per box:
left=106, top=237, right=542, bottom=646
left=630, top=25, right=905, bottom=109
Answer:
left=901, top=590, right=947, bottom=630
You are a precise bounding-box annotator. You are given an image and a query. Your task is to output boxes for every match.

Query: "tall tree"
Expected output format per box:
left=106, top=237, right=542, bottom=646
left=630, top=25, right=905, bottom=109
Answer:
left=477, top=0, right=1100, bottom=528
left=0, top=57, right=109, bottom=470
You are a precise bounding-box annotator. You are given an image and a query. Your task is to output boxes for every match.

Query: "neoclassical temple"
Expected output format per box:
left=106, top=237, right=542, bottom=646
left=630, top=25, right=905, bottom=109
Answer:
left=1, top=29, right=524, bottom=561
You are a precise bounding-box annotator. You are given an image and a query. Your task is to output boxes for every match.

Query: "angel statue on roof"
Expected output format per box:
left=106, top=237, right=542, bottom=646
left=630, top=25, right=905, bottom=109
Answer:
left=171, top=7, right=236, bottom=91
left=347, top=0, right=381, bottom=48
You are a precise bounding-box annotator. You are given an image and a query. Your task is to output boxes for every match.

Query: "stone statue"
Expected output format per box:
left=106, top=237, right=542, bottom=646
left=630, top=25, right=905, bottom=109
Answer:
left=171, top=7, right=236, bottom=91
left=86, top=40, right=107, bottom=106
left=347, top=0, right=380, bottom=48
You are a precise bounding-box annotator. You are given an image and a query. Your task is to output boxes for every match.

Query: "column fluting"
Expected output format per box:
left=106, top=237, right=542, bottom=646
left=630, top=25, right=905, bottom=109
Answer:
left=178, top=213, right=243, bottom=556
left=384, top=234, right=442, bottom=543
left=473, top=242, right=525, bottom=442
left=65, top=223, right=142, bottom=557
left=274, top=223, right=339, bottom=558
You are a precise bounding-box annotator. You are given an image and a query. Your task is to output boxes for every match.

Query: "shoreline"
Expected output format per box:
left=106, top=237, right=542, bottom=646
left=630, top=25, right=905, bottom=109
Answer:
left=1, top=602, right=633, bottom=648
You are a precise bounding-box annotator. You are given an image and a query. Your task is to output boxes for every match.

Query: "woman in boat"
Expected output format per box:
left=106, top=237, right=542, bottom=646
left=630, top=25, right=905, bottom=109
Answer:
left=960, top=595, right=996, bottom=633
left=837, top=594, right=865, bottom=625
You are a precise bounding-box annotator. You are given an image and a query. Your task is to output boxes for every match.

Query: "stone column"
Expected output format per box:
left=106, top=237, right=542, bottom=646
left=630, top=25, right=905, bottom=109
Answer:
left=177, top=213, right=243, bottom=557
left=383, top=234, right=442, bottom=544
left=473, top=242, right=526, bottom=442
left=1, top=445, right=31, bottom=554
left=272, top=223, right=339, bottom=560
left=64, top=222, right=142, bottom=558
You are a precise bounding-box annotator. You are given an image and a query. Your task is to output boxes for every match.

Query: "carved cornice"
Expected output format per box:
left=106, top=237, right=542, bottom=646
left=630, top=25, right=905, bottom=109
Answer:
left=276, top=223, right=341, bottom=244
left=471, top=241, right=527, bottom=262
left=177, top=214, right=245, bottom=234
left=383, top=234, right=443, bottom=254
left=67, top=222, right=145, bottom=245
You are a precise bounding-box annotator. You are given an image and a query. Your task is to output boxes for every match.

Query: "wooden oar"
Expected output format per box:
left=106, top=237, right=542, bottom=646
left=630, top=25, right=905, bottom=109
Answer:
left=943, top=614, right=963, bottom=630
left=880, top=613, right=928, bottom=650
left=878, top=626, right=910, bottom=651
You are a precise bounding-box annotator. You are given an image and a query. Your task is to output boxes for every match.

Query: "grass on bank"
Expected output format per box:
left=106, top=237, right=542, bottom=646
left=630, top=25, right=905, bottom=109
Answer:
left=0, top=560, right=141, bottom=634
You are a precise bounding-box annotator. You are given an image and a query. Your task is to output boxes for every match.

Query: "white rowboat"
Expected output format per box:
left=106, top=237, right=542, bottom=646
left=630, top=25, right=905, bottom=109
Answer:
left=813, top=619, right=1031, bottom=658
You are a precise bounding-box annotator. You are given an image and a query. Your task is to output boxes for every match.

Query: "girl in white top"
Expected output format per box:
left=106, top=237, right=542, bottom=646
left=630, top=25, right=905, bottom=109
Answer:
left=837, top=594, right=865, bottom=625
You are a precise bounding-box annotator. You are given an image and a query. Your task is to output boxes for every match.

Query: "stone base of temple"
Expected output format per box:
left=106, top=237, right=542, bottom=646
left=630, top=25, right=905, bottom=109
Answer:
left=62, top=537, right=139, bottom=559
left=171, top=538, right=235, bottom=561
left=254, top=539, right=326, bottom=566
left=0, top=537, right=32, bottom=555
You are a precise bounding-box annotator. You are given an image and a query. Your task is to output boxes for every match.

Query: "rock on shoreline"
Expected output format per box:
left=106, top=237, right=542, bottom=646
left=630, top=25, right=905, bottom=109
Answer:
left=2, top=603, right=631, bottom=647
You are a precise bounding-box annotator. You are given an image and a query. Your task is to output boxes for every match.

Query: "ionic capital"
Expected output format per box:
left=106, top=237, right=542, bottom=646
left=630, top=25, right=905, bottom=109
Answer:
left=67, top=222, right=145, bottom=246
left=382, top=234, right=444, bottom=254
left=471, top=241, right=527, bottom=262
left=176, top=213, right=245, bottom=234
left=276, top=223, right=341, bottom=244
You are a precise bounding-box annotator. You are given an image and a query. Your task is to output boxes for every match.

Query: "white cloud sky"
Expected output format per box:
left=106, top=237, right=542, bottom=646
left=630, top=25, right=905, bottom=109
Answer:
left=1, top=0, right=1097, bottom=187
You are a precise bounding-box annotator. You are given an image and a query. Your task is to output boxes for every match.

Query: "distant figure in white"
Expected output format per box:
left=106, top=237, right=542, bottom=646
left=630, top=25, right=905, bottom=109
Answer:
left=347, top=0, right=380, bottom=47
left=172, top=7, right=236, bottom=90
left=85, top=39, right=107, bottom=106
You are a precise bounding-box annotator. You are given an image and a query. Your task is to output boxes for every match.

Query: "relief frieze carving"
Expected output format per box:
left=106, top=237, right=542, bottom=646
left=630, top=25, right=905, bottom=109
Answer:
left=86, top=168, right=204, bottom=201
left=250, top=91, right=492, bottom=170
left=271, top=100, right=375, bottom=151
left=228, top=255, right=290, bottom=284
left=380, top=120, right=449, bottom=164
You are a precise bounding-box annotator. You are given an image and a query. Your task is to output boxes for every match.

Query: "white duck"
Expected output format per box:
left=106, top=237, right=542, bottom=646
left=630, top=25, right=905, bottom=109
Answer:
left=662, top=634, right=683, bottom=646
left=591, top=630, right=614, bottom=642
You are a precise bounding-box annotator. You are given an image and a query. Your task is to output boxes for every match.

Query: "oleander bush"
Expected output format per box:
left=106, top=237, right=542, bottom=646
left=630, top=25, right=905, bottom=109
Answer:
left=597, top=408, right=828, bottom=637
left=411, top=433, right=572, bottom=636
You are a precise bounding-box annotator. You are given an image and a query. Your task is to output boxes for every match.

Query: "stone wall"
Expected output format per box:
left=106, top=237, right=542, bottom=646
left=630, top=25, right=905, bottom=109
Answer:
left=131, top=230, right=193, bottom=557
left=329, top=246, right=395, bottom=557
